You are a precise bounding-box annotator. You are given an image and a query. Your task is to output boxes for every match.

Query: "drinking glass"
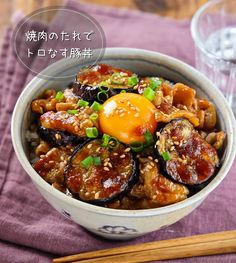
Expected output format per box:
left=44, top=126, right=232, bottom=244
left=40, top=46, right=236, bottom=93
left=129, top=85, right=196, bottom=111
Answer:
left=191, top=0, right=236, bottom=115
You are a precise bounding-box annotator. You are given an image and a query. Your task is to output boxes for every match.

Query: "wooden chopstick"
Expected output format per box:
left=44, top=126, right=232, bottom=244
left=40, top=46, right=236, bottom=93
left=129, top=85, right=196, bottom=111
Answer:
left=53, top=230, right=236, bottom=263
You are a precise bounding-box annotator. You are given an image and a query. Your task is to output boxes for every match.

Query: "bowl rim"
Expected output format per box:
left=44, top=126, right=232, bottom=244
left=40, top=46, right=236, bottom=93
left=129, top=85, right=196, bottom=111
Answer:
left=11, top=47, right=236, bottom=218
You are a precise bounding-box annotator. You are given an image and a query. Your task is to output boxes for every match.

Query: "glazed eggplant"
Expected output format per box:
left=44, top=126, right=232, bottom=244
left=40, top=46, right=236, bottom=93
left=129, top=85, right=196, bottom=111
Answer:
left=156, top=119, right=219, bottom=185
left=72, top=64, right=137, bottom=102
left=65, top=139, right=138, bottom=205
left=37, top=126, right=83, bottom=147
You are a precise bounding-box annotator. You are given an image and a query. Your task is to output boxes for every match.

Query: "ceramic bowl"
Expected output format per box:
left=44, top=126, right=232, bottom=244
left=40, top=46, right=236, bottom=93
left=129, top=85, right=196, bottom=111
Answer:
left=11, top=48, right=236, bottom=240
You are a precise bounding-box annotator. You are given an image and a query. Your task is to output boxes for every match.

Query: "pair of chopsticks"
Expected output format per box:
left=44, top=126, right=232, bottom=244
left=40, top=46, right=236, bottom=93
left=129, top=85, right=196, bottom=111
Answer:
left=53, top=230, right=236, bottom=263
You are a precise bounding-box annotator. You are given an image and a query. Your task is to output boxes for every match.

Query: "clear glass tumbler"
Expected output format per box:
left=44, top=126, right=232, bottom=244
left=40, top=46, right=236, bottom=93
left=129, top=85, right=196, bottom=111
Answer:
left=191, top=0, right=236, bottom=115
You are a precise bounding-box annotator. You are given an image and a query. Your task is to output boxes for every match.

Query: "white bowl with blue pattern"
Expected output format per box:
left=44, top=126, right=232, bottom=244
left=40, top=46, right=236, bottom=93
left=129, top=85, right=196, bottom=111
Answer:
left=11, top=48, right=236, bottom=240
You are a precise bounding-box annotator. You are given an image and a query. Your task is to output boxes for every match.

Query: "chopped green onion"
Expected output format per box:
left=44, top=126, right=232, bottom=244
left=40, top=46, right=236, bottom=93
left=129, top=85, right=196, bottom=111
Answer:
left=97, top=91, right=109, bottom=102
left=111, top=73, right=124, bottom=84
left=67, top=109, right=78, bottom=115
left=128, top=75, right=138, bottom=87
left=162, top=151, right=171, bottom=161
left=108, top=137, right=119, bottom=150
left=130, top=142, right=144, bottom=152
left=89, top=113, right=98, bottom=121
left=120, top=90, right=126, bottom=93
left=143, top=87, right=155, bottom=101
left=93, top=156, right=101, bottom=166
left=55, top=91, right=64, bottom=101
left=102, top=134, right=119, bottom=149
left=86, top=127, right=98, bottom=138
left=148, top=77, right=162, bottom=91
left=78, top=99, right=89, bottom=107
left=81, top=156, right=94, bottom=169
left=144, top=131, right=154, bottom=146
left=98, top=84, right=110, bottom=92
left=102, top=134, right=111, bottom=147
left=91, top=101, right=103, bottom=111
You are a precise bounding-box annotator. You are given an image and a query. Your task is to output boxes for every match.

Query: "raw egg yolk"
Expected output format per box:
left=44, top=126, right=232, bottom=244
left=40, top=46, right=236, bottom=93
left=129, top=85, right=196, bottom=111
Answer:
left=99, top=93, right=157, bottom=144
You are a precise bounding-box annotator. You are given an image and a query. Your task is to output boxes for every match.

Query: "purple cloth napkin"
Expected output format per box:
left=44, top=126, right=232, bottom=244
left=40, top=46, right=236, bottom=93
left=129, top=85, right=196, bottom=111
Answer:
left=0, top=1, right=235, bottom=262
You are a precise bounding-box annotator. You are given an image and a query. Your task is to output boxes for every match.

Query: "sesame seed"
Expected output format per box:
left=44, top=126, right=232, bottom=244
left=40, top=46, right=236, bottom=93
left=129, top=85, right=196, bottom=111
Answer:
left=104, top=162, right=109, bottom=167
left=113, top=153, right=118, bottom=156
left=120, top=113, right=125, bottom=117
left=55, top=133, right=61, bottom=140
left=147, top=164, right=152, bottom=170
left=104, top=158, right=110, bottom=162
left=154, top=159, right=159, bottom=163
left=40, top=155, right=45, bottom=158
left=96, top=147, right=101, bottom=152
left=83, top=79, right=88, bottom=84
left=134, top=113, right=139, bottom=118
left=87, top=144, right=92, bottom=149
left=94, top=192, right=100, bottom=199
left=150, top=162, right=155, bottom=167
left=49, top=160, right=54, bottom=164
left=174, top=141, right=179, bottom=145
left=148, top=156, right=153, bottom=160
left=60, top=156, right=65, bottom=161
left=120, top=154, right=126, bottom=158
left=108, top=163, right=112, bottom=168
left=104, top=167, right=110, bottom=171
left=124, top=148, right=131, bottom=152
left=170, top=146, right=175, bottom=151
left=156, top=132, right=160, bottom=137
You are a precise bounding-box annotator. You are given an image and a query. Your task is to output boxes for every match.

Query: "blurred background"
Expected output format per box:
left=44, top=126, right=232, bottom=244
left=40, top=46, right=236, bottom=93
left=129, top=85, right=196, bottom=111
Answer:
left=0, top=0, right=208, bottom=38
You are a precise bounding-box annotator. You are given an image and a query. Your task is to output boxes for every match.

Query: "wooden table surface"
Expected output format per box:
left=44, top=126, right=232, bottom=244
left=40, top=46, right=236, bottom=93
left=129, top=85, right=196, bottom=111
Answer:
left=0, top=0, right=208, bottom=39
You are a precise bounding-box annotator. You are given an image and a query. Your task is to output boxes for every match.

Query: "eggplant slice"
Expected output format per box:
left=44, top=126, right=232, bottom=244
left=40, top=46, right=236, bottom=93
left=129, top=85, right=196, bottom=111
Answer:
left=65, top=139, right=138, bottom=205
left=156, top=119, right=219, bottom=185
left=72, top=64, right=137, bottom=102
left=37, top=126, right=83, bottom=147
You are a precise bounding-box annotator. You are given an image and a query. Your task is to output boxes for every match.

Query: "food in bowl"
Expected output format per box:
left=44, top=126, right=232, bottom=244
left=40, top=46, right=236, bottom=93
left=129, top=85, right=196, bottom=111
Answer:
left=28, top=64, right=226, bottom=209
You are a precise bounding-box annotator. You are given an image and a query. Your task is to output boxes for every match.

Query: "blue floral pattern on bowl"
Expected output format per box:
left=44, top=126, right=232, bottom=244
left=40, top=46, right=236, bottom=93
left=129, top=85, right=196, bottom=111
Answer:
left=98, top=225, right=138, bottom=235
left=61, top=209, right=71, bottom=219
